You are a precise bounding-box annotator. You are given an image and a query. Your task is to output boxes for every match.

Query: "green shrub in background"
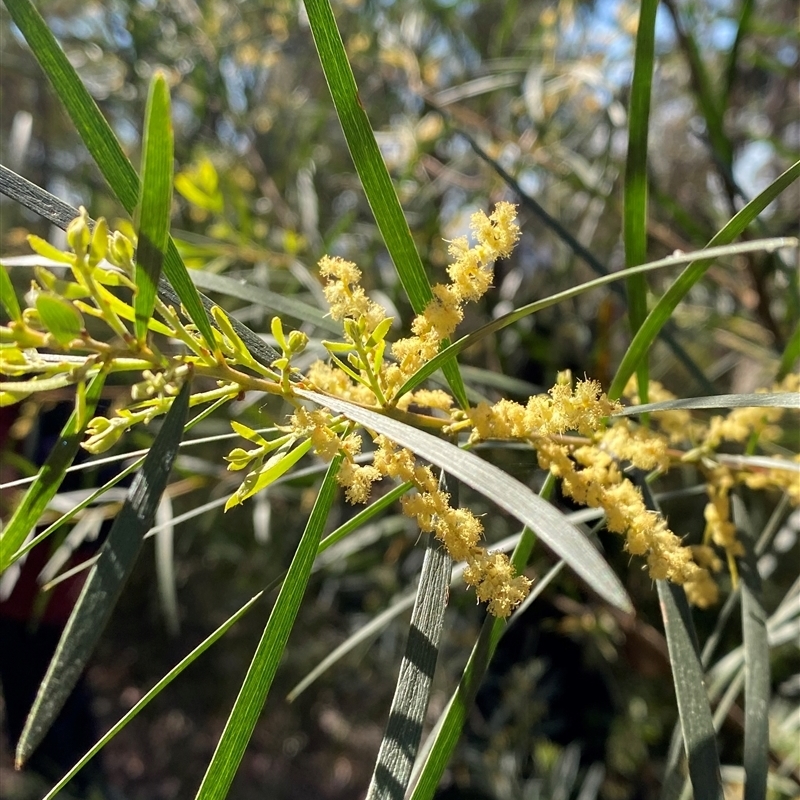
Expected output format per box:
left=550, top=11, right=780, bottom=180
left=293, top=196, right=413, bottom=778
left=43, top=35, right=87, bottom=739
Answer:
left=0, top=0, right=798, bottom=798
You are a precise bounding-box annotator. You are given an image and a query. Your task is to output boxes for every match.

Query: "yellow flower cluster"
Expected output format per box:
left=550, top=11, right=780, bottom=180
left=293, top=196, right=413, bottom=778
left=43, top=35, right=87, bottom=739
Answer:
left=387, top=202, right=520, bottom=391
left=736, top=455, right=800, bottom=503
left=534, top=437, right=718, bottom=606
left=305, top=360, right=378, bottom=406
left=467, top=376, right=621, bottom=440
left=701, top=375, right=797, bottom=450
left=318, top=255, right=387, bottom=334
left=287, top=406, right=532, bottom=615
left=466, top=376, right=719, bottom=606
left=289, top=406, right=382, bottom=504
left=372, top=436, right=531, bottom=617
left=703, top=467, right=742, bottom=563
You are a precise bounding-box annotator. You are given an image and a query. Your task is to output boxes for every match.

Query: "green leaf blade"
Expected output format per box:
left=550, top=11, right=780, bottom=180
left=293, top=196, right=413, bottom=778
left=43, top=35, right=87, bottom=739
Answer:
left=739, top=515, right=770, bottom=800
left=0, top=369, right=107, bottom=573
left=194, top=455, right=343, bottom=800
left=609, top=160, right=800, bottom=399
left=302, top=0, right=468, bottom=408
left=366, top=532, right=451, bottom=799
left=34, top=293, right=83, bottom=345
left=657, top=579, right=724, bottom=800
left=15, top=381, right=191, bottom=767
left=624, top=0, right=658, bottom=401
left=0, top=264, right=22, bottom=321
left=135, top=72, right=174, bottom=342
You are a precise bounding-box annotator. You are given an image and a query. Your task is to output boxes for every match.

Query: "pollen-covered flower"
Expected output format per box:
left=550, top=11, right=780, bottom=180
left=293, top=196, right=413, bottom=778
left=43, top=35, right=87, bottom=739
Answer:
left=371, top=435, right=530, bottom=617
left=447, top=202, right=521, bottom=303
left=336, top=460, right=383, bottom=504
left=467, top=378, right=621, bottom=442
left=318, top=255, right=387, bottom=333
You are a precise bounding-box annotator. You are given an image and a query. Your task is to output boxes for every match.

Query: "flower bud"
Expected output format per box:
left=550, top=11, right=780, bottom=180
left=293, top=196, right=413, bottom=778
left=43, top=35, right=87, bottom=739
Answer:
left=66, top=208, right=91, bottom=260
left=82, top=416, right=126, bottom=454
left=110, top=231, right=135, bottom=270
left=287, top=330, right=308, bottom=355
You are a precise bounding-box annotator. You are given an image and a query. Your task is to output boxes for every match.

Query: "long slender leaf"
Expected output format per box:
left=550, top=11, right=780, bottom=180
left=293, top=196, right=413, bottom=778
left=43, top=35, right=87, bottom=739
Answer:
left=0, top=369, right=107, bottom=572
left=408, top=523, right=550, bottom=800
left=194, top=454, right=343, bottom=800
left=734, top=497, right=770, bottom=800
left=613, top=392, right=800, bottom=416
left=624, top=0, right=658, bottom=402
left=134, top=73, right=173, bottom=342
left=3, top=0, right=214, bottom=346
left=15, top=381, right=191, bottom=766
left=393, top=236, right=797, bottom=400
left=609, top=160, right=800, bottom=399
left=657, top=579, right=724, bottom=800
left=41, top=588, right=267, bottom=800
left=302, top=0, right=468, bottom=408
left=297, top=389, right=632, bottom=612
left=0, top=264, right=22, bottom=320
left=366, top=531, right=451, bottom=799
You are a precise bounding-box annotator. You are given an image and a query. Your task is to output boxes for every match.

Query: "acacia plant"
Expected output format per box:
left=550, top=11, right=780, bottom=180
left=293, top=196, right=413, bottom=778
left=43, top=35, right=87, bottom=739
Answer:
left=0, top=0, right=798, bottom=798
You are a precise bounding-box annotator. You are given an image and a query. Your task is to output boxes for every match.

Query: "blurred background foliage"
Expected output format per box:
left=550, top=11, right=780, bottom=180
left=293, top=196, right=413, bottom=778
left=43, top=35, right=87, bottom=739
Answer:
left=0, top=0, right=797, bottom=797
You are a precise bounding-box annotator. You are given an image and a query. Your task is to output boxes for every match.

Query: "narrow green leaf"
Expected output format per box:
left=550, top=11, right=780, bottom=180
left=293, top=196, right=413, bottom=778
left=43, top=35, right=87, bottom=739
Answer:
left=393, top=237, right=797, bottom=401
left=657, top=579, right=724, bottom=800
left=0, top=369, right=106, bottom=573
left=134, top=73, right=174, bottom=342
left=0, top=265, right=22, bottom=321
left=367, top=530, right=451, bottom=799
left=194, top=455, right=343, bottom=800
left=3, top=0, right=214, bottom=347
left=34, top=293, right=83, bottom=345
left=41, top=588, right=266, bottom=800
left=15, top=381, right=191, bottom=767
left=408, top=522, right=549, bottom=800
left=623, top=0, right=658, bottom=402
left=735, top=500, right=770, bottom=800
left=609, top=160, right=800, bottom=399
left=613, top=392, right=800, bottom=416
left=302, top=0, right=468, bottom=408
left=298, top=389, right=632, bottom=612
